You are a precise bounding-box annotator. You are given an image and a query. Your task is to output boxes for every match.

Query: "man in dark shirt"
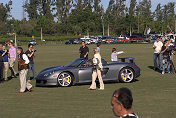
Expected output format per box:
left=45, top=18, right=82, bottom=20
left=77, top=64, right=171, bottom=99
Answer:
left=0, top=44, right=4, bottom=83
left=111, top=87, right=139, bottom=118
left=25, top=44, right=37, bottom=80
left=161, top=40, right=171, bottom=74
left=0, top=44, right=9, bottom=81
left=79, top=41, right=89, bottom=59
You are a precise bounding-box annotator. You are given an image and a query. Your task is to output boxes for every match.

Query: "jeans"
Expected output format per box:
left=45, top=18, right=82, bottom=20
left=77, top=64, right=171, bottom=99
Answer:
left=27, top=64, right=37, bottom=80
left=162, top=59, right=170, bottom=73
left=154, top=53, right=161, bottom=70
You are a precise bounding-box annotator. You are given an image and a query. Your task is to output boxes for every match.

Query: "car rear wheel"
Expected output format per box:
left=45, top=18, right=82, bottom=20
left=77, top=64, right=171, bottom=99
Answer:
left=119, top=67, right=134, bottom=83
left=58, top=72, right=72, bottom=87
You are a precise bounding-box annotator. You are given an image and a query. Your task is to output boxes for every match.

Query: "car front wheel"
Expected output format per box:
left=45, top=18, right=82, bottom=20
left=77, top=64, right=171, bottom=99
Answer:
left=119, top=67, right=134, bottom=83
left=58, top=72, right=73, bottom=87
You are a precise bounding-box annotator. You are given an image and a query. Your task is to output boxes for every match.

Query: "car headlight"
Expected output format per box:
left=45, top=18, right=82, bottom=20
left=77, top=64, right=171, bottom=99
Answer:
left=44, top=71, right=55, bottom=77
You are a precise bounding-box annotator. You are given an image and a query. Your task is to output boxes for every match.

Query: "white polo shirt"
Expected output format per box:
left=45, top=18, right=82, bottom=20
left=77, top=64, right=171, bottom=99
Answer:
left=153, top=41, right=163, bottom=53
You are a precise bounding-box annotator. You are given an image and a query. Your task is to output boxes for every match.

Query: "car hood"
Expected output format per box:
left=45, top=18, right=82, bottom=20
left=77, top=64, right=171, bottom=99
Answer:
left=38, top=66, right=67, bottom=75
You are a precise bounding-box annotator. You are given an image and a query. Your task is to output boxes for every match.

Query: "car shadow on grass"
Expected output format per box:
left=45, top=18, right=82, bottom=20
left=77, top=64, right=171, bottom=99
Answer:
left=148, top=66, right=162, bottom=73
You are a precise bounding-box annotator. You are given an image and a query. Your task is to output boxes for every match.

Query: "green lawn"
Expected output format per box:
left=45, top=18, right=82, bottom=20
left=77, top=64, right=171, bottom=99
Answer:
left=0, top=44, right=176, bottom=118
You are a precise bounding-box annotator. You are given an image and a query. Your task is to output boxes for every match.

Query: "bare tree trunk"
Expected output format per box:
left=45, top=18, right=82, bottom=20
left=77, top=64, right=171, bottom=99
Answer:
left=130, top=24, right=132, bottom=36
left=102, top=23, right=104, bottom=36
left=108, top=24, right=110, bottom=36
left=138, top=16, right=139, bottom=33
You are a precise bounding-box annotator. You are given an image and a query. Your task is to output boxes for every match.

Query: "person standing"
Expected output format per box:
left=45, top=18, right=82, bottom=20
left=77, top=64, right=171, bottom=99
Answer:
left=0, top=44, right=9, bottom=81
left=8, top=42, right=17, bottom=78
left=153, top=37, right=163, bottom=71
left=161, top=40, right=171, bottom=74
left=26, top=44, right=37, bottom=80
left=111, top=48, right=124, bottom=61
left=96, top=42, right=101, bottom=53
left=111, top=87, right=139, bottom=118
left=0, top=44, right=4, bottom=83
left=79, top=41, right=89, bottom=59
left=17, top=47, right=33, bottom=93
left=89, top=48, right=104, bottom=90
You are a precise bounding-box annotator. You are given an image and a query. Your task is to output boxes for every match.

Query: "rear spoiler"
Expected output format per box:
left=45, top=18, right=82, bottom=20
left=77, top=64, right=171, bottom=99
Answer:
left=118, top=57, right=135, bottom=63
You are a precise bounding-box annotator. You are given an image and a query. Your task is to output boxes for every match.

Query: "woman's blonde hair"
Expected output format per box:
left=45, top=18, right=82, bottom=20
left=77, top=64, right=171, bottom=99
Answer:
left=93, top=48, right=99, bottom=54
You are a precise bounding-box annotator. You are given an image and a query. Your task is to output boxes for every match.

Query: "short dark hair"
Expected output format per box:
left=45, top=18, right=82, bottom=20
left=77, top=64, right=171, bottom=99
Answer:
left=97, top=42, right=101, bottom=47
left=82, top=40, right=85, bottom=43
left=9, top=42, right=14, bottom=45
left=112, top=48, right=116, bottom=52
left=112, top=87, right=133, bottom=110
left=17, top=47, right=23, bottom=53
left=28, top=43, right=33, bottom=48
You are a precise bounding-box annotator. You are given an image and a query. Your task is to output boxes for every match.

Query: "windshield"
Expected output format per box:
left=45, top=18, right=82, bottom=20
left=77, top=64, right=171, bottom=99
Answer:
left=65, top=58, right=85, bottom=67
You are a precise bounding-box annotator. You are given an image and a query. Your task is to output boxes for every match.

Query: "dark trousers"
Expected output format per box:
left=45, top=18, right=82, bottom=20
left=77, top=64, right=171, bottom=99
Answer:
left=0, top=62, right=4, bottom=82
left=154, top=53, right=161, bottom=70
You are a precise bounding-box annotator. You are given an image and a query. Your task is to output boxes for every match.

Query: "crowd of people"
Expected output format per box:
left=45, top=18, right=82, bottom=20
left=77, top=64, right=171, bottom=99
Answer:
left=153, top=36, right=175, bottom=74
left=0, top=42, right=37, bottom=93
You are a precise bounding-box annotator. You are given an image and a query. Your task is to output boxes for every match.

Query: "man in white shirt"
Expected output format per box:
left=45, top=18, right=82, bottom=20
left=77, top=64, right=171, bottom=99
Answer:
left=153, top=37, right=163, bottom=71
left=17, top=47, right=33, bottom=93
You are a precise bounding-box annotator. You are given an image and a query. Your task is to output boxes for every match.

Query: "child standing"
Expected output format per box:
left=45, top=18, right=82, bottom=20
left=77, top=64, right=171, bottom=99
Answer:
left=111, top=48, right=124, bottom=61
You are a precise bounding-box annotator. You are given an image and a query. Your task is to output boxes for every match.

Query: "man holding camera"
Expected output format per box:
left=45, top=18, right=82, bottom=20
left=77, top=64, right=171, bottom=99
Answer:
left=25, top=44, right=37, bottom=81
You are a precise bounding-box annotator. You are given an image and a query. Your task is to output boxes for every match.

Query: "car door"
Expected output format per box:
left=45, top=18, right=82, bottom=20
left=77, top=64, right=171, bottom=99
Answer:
left=78, top=65, right=93, bottom=83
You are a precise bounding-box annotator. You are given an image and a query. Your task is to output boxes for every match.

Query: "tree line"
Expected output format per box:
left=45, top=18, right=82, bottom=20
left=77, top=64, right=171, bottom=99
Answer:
left=0, top=0, right=175, bottom=37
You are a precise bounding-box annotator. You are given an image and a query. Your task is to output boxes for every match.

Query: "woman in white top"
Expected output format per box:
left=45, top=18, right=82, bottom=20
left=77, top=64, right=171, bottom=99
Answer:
left=111, top=48, right=124, bottom=61
left=89, top=48, right=104, bottom=90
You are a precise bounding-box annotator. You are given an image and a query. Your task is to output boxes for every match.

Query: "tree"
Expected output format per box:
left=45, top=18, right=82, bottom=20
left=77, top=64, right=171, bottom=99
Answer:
left=24, top=0, right=39, bottom=20
left=129, top=0, right=136, bottom=16
left=93, top=0, right=101, bottom=14
left=0, top=3, right=11, bottom=22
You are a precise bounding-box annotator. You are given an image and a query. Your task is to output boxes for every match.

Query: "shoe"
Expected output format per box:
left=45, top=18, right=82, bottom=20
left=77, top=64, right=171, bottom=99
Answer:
left=162, top=72, right=165, bottom=74
left=19, top=92, right=25, bottom=93
left=98, top=89, right=104, bottom=90
left=88, top=88, right=96, bottom=90
left=11, top=75, right=17, bottom=78
left=28, top=87, right=33, bottom=92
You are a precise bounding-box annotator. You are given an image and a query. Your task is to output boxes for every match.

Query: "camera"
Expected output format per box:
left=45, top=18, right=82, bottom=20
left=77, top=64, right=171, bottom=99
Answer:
left=32, top=50, right=37, bottom=52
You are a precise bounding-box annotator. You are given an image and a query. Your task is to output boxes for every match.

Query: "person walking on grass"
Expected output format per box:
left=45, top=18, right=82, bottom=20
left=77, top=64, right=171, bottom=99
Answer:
left=88, top=48, right=104, bottom=90
left=111, top=87, right=139, bottom=118
left=96, top=42, right=101, bottom=53
left=0, top=44, right=9, bottom=81
left=153, top=37, right=163, bottom=71
left=8, top=42, right=17, bottom=78
left=79, top=41, right=89, bottom=59
left=111, top=48, right=124, bottom=61
left=17, top=47, right=33, bottom=93
left=26, top=44, right=37, bottom=80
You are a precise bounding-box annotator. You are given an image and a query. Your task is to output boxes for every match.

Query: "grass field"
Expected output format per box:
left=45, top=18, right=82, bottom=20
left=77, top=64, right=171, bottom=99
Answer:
left=0, top=43, right=176, bottom=118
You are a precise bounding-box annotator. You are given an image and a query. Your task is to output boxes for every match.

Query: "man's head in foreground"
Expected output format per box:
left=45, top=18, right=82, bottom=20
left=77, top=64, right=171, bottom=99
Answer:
left=111, top=87, right=133, bottom=117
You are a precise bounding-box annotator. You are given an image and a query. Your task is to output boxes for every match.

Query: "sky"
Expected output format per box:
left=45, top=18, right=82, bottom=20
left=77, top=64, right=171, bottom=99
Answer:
left=0, top=0, right=175, bottom=20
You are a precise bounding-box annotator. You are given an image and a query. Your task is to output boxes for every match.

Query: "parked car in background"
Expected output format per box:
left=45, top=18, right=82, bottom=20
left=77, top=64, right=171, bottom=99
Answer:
left=116, top=37, right=129, bottom=43
left=29, top=40, right=37, bottom=45
left=65, top=40, right=74, bottom=44
left=129, top=36, right=145, bottom=43
left=73, top=39, right=82, bottom=44
left=85, top=39, right=91, bottom=45
left=102, top=36, right=113, bottom=44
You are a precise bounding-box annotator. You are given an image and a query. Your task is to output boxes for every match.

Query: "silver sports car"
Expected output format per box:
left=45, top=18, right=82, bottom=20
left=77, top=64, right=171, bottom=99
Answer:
left=35, top=57, right=140, bottom=87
